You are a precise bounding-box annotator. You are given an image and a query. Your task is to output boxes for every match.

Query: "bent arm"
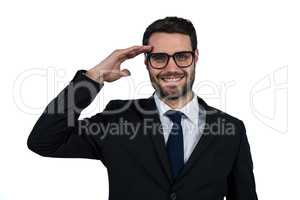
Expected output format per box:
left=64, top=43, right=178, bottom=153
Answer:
left=27, top=70, right=108, bottom=162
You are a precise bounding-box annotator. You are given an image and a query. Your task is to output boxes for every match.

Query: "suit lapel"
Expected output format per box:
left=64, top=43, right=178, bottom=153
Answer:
left=136, top=94, right=219, bottom=187
left=138, top=95, right=173, bottom=183
left=173, top=96, right=219, bottom=188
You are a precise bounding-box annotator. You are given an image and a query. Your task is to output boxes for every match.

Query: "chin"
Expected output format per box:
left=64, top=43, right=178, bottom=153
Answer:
left=160, top=88, right=186, bottom=100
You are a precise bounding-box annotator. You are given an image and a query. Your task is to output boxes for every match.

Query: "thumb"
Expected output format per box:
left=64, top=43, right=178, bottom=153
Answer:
left=119, top=69, right=131, bottom=77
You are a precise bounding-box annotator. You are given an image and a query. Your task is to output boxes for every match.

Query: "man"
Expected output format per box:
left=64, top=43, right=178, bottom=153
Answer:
left=27, top=17, right=258, bottom=200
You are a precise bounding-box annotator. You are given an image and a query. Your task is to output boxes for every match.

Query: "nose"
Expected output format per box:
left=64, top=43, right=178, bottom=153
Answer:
left=165, top=57, right=179, bottom=71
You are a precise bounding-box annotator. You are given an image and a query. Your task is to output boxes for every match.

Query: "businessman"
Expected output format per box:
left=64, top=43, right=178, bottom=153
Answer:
left=27, top=17, right=258, bottom=200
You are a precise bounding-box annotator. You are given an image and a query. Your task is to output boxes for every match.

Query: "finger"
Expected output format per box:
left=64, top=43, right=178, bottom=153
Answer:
left=125, top=47, right=152, bottom=59
left=119, top=68, right=131, bottom=77
left=122, top=46, right=153, bottom=61
left=124, top=45, right=152, bottom=52
left=119, top=45, right=152, bottom=60
left=120, top=45, right=145, bottom=54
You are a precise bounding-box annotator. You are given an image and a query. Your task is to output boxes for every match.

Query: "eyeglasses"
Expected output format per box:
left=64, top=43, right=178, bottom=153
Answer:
left=146, top=51, right=195, bottom=69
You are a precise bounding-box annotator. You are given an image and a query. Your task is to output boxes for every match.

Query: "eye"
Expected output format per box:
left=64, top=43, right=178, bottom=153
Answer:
left=175, top=52, right=191, bottom=61
left=150, top=53, right=168, bottom=63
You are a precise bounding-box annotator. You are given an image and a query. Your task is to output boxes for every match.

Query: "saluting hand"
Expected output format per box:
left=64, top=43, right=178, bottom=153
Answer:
left=86, top=45, right=152, bottom=84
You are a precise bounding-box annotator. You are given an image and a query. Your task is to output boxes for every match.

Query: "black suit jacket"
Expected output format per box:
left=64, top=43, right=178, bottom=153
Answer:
left=27, top=70, right=258, bottom=200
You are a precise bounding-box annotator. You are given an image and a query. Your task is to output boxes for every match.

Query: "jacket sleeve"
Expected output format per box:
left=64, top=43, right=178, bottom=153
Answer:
left=27, top=70, right=110, bottom=163
left=227, top=120, right=258, bottom=200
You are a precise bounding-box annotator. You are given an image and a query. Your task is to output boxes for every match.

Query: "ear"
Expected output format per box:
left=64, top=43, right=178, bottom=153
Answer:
left=194, top=49, right=199, bottom=64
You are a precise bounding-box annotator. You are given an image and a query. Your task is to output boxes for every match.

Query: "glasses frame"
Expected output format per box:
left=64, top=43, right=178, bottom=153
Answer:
left=146, top=51, right=195, bottom=69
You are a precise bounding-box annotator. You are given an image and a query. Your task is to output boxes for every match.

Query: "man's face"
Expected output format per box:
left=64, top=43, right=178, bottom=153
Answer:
left=145, top=32, right=198, bottom=100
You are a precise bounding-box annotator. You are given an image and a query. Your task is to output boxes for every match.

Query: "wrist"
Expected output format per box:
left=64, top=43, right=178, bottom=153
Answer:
left=86, top=70, right=104, bottom=84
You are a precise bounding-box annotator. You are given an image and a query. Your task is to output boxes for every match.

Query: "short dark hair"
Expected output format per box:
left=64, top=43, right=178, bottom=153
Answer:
left=142, top=16, right=197, bottom=51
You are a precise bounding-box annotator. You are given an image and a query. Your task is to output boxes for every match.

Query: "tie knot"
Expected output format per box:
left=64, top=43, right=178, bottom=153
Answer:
left=165, top=110, right=184, bottom=124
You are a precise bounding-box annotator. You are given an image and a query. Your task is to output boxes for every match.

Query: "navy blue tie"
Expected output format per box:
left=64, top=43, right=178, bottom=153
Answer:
left=165, top=110, right=184, bottom=178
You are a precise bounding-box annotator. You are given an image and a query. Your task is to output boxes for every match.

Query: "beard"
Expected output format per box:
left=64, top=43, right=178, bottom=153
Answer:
left=148, top=64, right=195, bottom=100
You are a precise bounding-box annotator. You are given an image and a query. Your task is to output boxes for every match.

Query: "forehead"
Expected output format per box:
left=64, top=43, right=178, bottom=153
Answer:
left=148, top=32, right=192, bottom=53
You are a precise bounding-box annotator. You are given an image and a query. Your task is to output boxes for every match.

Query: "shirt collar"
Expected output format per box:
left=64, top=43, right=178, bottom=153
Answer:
left=153, top=91, right=200, bottom=125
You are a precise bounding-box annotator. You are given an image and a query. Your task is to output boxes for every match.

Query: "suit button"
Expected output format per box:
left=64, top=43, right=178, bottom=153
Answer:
left=170, top=192, right=177, bottom=200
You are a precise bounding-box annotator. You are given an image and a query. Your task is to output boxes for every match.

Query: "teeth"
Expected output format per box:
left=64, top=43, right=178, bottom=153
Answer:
left=162, top=77, right=183, bottom=82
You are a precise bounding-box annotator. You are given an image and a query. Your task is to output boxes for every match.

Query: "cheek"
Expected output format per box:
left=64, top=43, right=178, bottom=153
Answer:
left=182, top=69, right=190, bottom=78
left=186, top=66, right=195, bottom=77
left=149, top=69, right=160, bottom=79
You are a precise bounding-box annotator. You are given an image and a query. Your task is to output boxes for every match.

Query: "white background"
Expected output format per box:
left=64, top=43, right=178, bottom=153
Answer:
left=0, top=0, right=299, bottom=199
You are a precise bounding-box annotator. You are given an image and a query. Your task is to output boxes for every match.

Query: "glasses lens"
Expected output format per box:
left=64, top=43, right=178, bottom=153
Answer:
left=149, top=53, right=168, bottom=68
left=174, top=52, right=193, bottom=67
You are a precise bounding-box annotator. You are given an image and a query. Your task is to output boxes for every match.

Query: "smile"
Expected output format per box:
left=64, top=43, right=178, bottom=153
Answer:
left=161, top=76, right=184, bottom=82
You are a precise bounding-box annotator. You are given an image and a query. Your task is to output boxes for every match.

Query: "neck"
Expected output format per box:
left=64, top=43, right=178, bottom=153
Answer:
left=158, top=91, right=194, bottom=109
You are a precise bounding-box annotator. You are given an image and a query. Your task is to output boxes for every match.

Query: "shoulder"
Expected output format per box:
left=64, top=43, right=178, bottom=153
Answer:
left=104, top=97, right=147, bottom=110
left=200, top=98, right=246, bottom=139
left=102, top=97, right=150, bottom=117
left=198, top=96, right=243, bottom=124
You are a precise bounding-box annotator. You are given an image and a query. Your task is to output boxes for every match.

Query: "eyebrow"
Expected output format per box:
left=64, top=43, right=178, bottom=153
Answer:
left=148, top=50, right=193, bottom=55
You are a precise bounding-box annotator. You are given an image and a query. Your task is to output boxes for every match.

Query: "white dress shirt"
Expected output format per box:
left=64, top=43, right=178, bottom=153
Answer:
left=153, top=92, right=206, bottom=163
